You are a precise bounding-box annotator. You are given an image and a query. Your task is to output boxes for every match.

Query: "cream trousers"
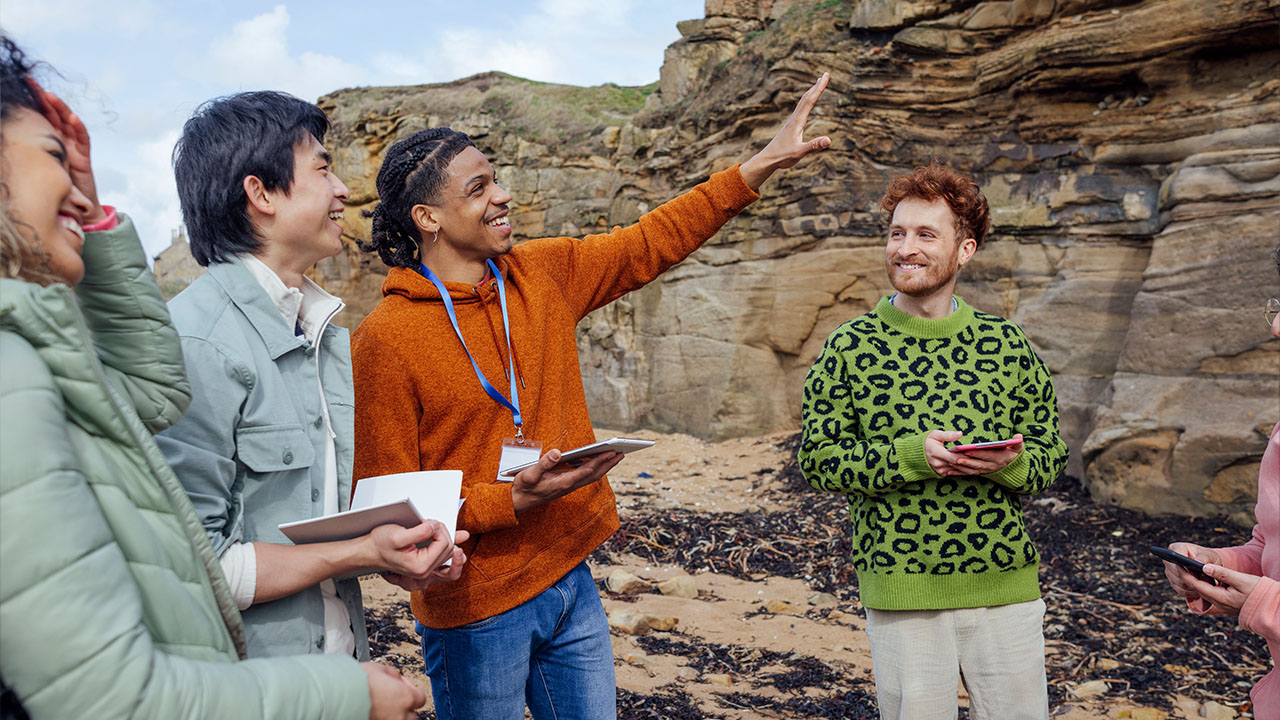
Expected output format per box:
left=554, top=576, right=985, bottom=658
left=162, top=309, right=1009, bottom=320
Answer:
left=864, top=598, right=1050, bottom=720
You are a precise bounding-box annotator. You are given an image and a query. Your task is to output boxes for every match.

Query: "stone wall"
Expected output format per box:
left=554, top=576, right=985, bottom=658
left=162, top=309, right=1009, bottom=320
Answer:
left=308, top=0, right=1278, bottom=519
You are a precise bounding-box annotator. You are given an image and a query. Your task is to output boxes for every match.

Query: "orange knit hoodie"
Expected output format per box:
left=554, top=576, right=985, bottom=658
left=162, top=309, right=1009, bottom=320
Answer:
left=351, top=166, right=758, bottom=628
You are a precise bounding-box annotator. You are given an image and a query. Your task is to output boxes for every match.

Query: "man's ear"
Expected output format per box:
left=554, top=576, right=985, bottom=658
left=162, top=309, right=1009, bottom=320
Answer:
left=956, top=237, right=978, bottom=268
left=243, top=175, right=275, bottom=217
left=410, top=203, right=440, bottom=236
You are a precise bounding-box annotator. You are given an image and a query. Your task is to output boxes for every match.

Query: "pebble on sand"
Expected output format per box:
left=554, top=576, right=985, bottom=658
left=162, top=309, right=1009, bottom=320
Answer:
left=608, top=610, right=651, bottom=636
left=657, top=575, right=698, bottom=599
left=606, top=570, right=652, bottom=595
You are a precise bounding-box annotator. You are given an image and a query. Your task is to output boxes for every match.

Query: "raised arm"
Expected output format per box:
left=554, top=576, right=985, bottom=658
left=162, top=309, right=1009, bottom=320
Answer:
left=34, top=85, right=189, bottom=433
left=74, top=216, right=192, bottom=433
left=523, top=73, right=833, bottom=319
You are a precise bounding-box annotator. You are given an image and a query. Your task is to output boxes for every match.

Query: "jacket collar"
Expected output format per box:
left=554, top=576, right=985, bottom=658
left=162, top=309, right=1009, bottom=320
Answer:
left=206, top=258, right=312, bottom=360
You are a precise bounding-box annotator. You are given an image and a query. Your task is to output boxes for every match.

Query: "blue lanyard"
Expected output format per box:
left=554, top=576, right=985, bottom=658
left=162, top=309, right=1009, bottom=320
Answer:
left=419, top=259, right=523, bottom=437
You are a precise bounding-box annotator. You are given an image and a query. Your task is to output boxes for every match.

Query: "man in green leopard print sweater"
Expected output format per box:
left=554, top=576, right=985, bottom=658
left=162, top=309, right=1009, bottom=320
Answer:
left=799, top=162, right=1067, bottom=720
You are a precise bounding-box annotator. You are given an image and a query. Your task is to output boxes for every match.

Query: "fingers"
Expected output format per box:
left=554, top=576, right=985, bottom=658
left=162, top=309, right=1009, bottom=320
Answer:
left=392, top=519, right=447, bottom=548
left=453, top=529, right=470, bottom=545
left=1202, top=564, right=1257, bottom=593
left=399, top=674, right=426, bottom=708
left=792, top=72, right=829, bottom=119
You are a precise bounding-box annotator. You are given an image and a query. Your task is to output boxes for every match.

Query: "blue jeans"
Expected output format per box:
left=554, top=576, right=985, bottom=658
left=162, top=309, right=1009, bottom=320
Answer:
left=417, top=561, right=616, bottom=720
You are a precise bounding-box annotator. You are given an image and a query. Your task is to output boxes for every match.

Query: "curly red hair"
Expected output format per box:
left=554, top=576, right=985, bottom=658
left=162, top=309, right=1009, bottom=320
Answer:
left=880, top=160, right=990, bottom=247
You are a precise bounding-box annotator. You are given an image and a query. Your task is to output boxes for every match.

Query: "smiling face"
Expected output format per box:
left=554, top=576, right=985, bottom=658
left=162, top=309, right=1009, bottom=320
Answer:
left=259, top=132, right=350, bottom=266
left=423, top=146, right=513, bottom=262
left=1, top=107, right=93, bottom=285
left=884, top=196, right=976, bottom=299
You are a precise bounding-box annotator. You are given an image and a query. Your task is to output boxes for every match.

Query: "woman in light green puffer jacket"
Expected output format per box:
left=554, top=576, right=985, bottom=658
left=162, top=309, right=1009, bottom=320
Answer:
left=0, top=38, right=422, bottom=720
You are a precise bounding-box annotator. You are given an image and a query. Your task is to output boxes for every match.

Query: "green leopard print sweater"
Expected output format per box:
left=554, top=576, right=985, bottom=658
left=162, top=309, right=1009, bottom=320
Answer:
left=799, top=295, right=1068, bottom=611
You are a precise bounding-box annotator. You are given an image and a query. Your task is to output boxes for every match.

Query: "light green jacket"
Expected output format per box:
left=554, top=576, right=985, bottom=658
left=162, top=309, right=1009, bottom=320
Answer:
left=0, top=217, right=369, bottom=719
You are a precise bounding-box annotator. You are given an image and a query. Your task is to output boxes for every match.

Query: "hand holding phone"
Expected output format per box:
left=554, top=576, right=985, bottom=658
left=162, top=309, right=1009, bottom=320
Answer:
left=951, top=437, right=1023, bottom=453
left=1150, top=545, right=1217, bottom=585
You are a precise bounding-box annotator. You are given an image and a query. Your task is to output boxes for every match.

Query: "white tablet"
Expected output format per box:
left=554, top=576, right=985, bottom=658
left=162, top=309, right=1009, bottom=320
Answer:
left=499, top=437, right=654, bottom=477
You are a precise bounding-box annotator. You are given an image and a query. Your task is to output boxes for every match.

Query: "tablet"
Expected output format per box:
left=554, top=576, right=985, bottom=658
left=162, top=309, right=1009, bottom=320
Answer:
left=499, top=437, right=655, bottom=477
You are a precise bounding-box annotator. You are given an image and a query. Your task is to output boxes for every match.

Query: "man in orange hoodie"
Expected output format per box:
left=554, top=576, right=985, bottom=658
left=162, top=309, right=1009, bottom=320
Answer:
left=351, top=74, right=831, bottom=720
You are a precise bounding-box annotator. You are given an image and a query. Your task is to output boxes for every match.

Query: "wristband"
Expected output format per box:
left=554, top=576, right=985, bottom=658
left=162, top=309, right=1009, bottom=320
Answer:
left=82, top=206, right=119, bottom=232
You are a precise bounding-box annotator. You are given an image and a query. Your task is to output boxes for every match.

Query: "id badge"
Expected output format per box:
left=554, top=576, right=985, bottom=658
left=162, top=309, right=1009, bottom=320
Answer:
left=497, top=437, right=542, bottom=482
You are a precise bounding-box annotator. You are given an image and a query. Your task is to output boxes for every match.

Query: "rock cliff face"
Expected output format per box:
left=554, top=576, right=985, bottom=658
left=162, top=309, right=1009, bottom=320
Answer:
left=315, top=0, right=1280, bottom=519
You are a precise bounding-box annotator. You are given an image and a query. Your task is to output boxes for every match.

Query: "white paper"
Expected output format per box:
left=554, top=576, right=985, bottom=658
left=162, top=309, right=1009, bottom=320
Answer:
left=351, top=470, right=464, bottom=539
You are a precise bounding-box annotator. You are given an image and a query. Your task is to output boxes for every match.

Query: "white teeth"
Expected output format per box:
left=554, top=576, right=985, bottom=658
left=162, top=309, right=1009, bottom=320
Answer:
left=486, top=216, right=509, bottom=228
left=328, top=211, right=343, bottom=221
left=60, top=216, right=84, bottom=241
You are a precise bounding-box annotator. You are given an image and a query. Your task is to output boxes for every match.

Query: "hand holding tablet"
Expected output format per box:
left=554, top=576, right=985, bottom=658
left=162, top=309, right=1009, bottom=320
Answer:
left=500, top=437, right=654, bottom=477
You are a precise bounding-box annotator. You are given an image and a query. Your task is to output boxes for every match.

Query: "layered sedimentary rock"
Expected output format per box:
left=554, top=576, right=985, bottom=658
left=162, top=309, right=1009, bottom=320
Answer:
left=308, top=0, right=1278, bottom=519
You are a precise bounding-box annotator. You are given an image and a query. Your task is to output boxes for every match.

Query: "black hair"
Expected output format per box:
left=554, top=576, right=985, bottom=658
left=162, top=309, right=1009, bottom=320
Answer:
left=1, top=35, right=65, bottom=286
left=0, top=37, right=41, bottom=122
left=359, top=127, right=475, bottom=268
left=172, top=91, right=330, bottom=266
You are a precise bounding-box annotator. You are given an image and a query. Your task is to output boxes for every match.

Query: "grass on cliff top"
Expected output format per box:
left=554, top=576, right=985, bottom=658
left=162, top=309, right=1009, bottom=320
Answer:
left=321, top=72, right=654, bottom=144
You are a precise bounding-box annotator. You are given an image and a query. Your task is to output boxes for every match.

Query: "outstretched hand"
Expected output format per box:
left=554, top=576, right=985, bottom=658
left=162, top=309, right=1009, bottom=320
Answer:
left=29, top=79, right=106, bottom=224
left=739, top=72, right=832, bottom=191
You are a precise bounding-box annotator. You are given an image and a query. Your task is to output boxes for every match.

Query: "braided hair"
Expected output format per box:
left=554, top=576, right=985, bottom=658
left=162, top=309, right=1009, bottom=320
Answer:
left=360, top=127, right=475, bottom=268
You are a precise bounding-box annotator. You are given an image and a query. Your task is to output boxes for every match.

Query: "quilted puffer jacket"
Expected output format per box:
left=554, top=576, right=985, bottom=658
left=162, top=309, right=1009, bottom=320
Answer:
left=0, top=216, right=370, bottom=719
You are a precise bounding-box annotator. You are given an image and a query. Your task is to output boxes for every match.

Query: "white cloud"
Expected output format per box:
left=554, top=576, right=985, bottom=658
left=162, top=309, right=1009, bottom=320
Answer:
left=538, top=0, right=634, bottom=31
left=98, top=130, right=183, bottom=259
left=434, top=29, right=562, bottom=83
left=208, top=5, right=369, bottom=101
left=1, top=0, right=160, bottom=37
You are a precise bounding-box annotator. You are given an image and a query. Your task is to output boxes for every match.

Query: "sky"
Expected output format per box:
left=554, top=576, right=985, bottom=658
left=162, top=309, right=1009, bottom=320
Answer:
left=1, top=0, right=703, bottom=258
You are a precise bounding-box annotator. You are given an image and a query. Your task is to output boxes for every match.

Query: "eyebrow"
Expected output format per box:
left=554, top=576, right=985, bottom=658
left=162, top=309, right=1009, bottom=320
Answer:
left=316, top=149, right=332, bottom=164
left=44, top=133, right=68, bottom=155
left=891, top=223, right=943, bottom=234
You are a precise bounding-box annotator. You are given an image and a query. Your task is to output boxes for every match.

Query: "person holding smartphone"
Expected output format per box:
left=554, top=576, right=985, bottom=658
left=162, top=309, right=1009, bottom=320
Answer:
left=1162, top=253, right=1280, bottom=718
left=799, top=161, right=1069, bottom=719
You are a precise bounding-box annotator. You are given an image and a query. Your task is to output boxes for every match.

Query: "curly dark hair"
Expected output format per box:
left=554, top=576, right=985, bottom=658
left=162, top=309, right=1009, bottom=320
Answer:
left=1, top=35, right=64, bottom=286
left=359, top=127, right=475, bottom=269
left=0, top=36, right=41, bottom=122
left=880, top=160, right=990, bottom=247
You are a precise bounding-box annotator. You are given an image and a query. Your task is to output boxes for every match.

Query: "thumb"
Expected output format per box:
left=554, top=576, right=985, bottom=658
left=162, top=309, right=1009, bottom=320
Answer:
left=538, top=449, right=562, bottom=470
left=1201, top=564, right=1238, bottom=585
left=809, top=136, right=831, bottom=151
left=393, top=519, right=443, bottom=548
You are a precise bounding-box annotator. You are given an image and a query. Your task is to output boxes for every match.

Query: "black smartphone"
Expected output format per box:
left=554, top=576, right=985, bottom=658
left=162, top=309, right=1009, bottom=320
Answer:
left=1149, top=546, right=1214, bottom=583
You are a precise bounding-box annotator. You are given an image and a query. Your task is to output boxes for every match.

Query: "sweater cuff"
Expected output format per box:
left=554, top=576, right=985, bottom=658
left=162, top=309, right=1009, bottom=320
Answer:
left=893, top=432, right=938, bottom=482
left=1239, top=575, right=1280, bottom=641
left=459, top=482, right=519, bottom=535
left=717, top=164, right=762, bottom=210
left=987, top=449, right=1032, bottom=490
